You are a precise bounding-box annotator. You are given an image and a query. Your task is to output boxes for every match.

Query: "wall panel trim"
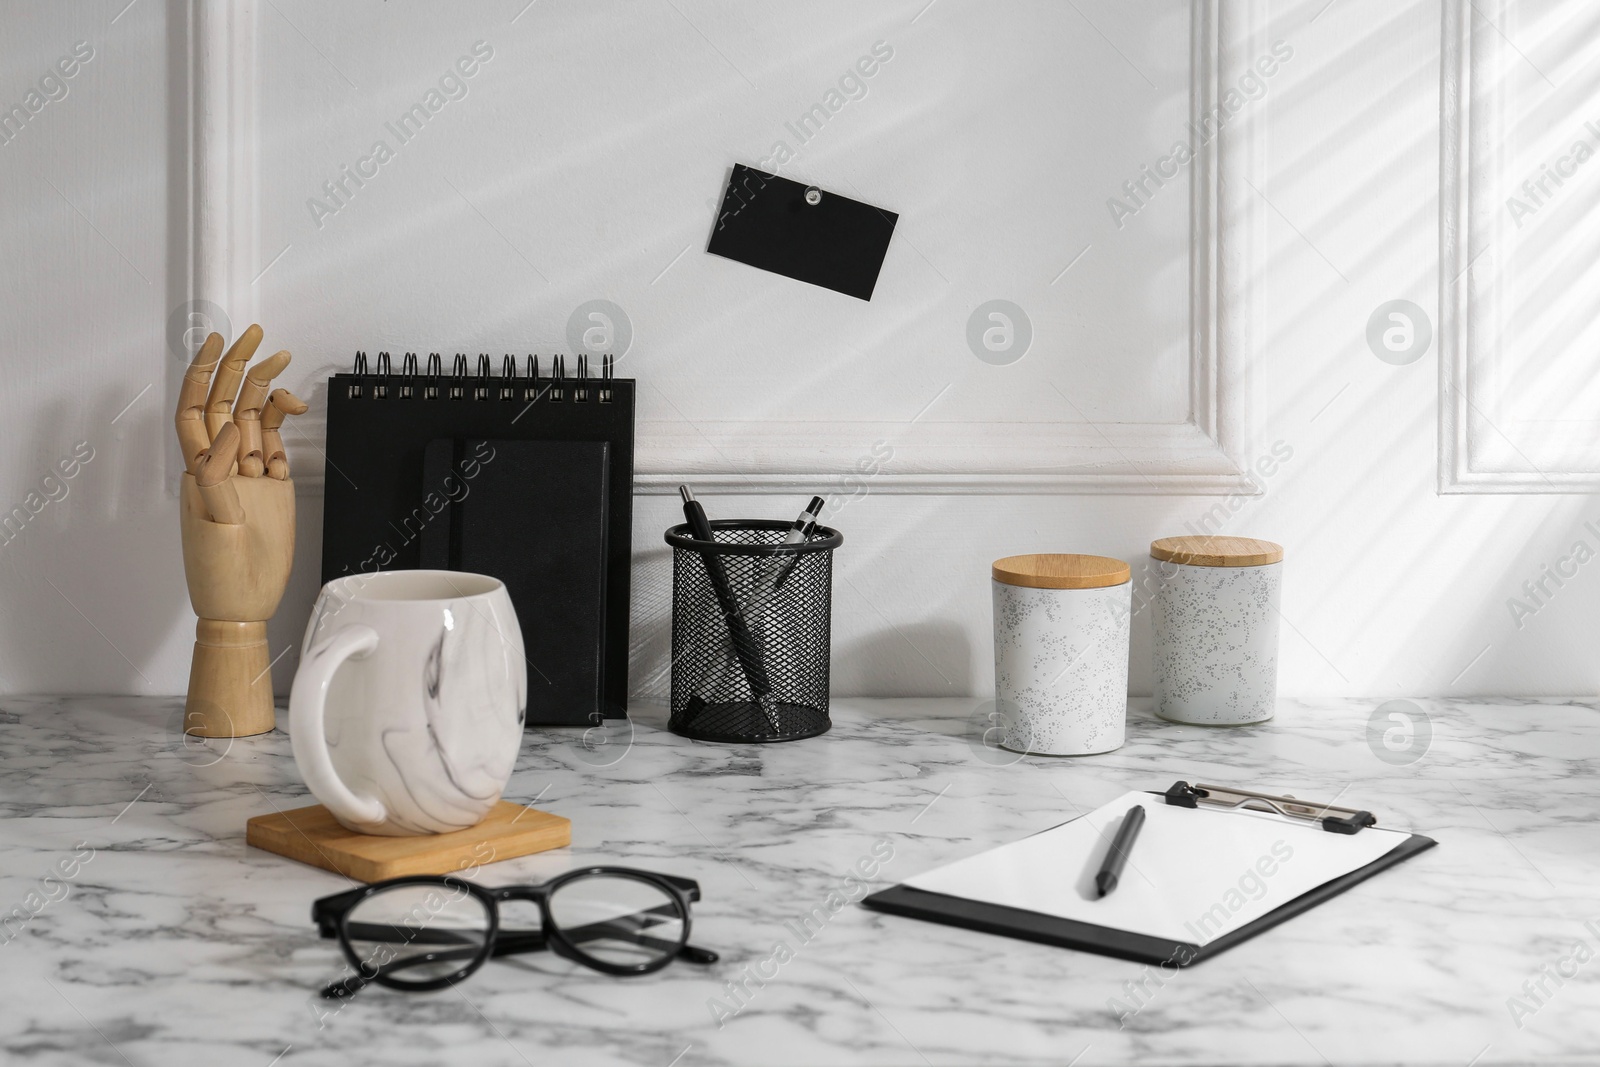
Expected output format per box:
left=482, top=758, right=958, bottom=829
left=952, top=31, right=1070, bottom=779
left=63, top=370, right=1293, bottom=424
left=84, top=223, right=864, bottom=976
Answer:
left=203, top=0, right=1260, bottom=496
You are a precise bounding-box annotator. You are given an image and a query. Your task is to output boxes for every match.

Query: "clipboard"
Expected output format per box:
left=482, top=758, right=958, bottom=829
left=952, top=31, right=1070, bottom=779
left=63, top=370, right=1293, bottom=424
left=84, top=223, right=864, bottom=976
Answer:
left=862, top=781, right=1438, bottom=967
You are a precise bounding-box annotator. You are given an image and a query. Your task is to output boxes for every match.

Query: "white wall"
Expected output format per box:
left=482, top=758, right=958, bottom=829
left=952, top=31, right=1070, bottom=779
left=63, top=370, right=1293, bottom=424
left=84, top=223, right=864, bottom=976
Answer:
left=3, top=0, right=1598, bottom=703
left=0, top=0, right=193, bottom=700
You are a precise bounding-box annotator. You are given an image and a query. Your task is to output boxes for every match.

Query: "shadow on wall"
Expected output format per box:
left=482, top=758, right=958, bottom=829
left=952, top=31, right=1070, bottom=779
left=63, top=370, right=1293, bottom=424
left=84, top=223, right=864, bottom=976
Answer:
left=834, top=620, right=970, bottom=698
left=628, top=542, right=674, bottom=706
left=0, top=387, right=191, bottom=697
left=258, top=374, right=343, bottom=699
left=265, top=495, right=328, bottom=698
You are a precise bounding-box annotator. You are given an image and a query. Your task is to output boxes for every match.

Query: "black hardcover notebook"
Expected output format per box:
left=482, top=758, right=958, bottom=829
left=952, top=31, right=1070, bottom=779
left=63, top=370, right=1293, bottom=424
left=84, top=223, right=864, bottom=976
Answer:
left=863, top=786, right=1438, bottom=967
left=419, top=438, right=609, bottom=726
left=320, top=353, right=634, bottom=725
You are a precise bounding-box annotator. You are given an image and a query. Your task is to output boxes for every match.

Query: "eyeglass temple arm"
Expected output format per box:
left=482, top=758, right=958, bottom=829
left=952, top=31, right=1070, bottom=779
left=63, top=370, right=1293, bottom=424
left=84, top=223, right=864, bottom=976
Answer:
left=335, top=915, right=680, bottom=956
left=321, top=924, right=554, bottom=1001
left=337, top=921, right=537, bottom=947
left=322, top=908, right=719, bottom=999
left=321, top=932, right=714, bottom=1000
left=661, top=874, right=702, bottom=901
left=321, top=944, right=488, bottom=1000
left=336, top=913, right=674, bottom=954
left=552, top=910, right=719, bottom=964
left=537, top=915, right=717, bottom=964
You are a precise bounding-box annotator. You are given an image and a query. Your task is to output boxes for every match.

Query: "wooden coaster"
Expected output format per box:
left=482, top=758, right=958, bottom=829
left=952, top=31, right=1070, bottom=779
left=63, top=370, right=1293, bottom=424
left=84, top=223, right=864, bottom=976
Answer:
left=246, top=800, right=571, bottom=882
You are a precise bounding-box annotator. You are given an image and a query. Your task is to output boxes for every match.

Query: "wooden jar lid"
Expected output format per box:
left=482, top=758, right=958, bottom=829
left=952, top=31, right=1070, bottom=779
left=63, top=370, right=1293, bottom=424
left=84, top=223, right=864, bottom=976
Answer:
left=992, top=554, right=1131, bottom=590
left=1149, top=535, right=1283, bottom=568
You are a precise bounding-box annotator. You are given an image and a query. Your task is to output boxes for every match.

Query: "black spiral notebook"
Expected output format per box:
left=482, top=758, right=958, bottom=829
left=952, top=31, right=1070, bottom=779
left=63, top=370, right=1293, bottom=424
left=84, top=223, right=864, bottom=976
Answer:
left=320, top=352, right=634, bottom=725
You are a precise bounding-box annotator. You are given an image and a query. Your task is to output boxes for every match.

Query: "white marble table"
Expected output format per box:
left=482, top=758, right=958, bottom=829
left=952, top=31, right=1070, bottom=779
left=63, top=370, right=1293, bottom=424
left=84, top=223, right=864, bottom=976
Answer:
left=2, top=695, right=1598, bottom=1066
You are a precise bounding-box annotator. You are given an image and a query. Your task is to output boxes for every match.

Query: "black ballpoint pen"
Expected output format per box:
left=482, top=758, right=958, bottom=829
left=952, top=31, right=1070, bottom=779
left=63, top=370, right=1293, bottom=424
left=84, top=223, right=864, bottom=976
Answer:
left=1095, top=805, right=1146, bottom=898
left=772, top=495, right=826, bottom=591
left=679, top=485, right=780, bottom=731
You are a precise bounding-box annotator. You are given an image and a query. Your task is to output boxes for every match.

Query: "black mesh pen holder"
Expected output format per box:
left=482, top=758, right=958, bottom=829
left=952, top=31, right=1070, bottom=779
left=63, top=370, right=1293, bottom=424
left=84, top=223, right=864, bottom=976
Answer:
left=665, top=519, right=842, bottom=743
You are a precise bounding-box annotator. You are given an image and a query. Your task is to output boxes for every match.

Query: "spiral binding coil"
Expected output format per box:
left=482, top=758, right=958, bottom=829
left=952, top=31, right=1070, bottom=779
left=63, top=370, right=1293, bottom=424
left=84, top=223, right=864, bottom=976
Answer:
left=500, top=355, right=516, bottom=401
left=398, top=353, right=418, bottom=399
left=347, top=351, right=616, bottom=403
left=424, top=353, right=442, bottom=399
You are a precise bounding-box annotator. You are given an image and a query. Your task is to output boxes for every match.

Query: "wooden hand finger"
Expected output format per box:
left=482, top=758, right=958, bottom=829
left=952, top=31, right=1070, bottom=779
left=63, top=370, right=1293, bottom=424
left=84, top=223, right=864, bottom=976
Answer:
left=266, top=388, right=307, bottom=419
left=233, top=350, right=290, bottom=478
left=204, top=324, right=263, bottom=440
left=195, top=423, right=245, bottom=524
left=262, top=388, right=305, bottom=481
left=176, top=332, right=224, bottom=474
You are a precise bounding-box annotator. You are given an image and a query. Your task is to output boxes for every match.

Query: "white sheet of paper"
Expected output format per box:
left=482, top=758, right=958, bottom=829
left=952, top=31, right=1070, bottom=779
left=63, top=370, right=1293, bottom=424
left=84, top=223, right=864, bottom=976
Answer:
left=902, top=790, right=1411, bottom=944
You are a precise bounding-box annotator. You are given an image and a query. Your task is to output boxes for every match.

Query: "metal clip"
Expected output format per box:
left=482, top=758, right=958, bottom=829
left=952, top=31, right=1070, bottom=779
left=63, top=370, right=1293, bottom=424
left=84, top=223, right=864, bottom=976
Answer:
left=1163, top=781, right=1377, bottom=834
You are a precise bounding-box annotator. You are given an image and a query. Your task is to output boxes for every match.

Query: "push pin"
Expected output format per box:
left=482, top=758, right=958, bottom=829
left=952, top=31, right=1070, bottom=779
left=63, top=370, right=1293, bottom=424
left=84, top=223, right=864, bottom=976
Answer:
left=804, top=186, right=822, bottom=206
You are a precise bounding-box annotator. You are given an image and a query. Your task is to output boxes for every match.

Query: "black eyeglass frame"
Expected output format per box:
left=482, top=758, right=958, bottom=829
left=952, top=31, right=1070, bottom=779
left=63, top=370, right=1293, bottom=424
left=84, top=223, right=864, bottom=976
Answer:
left=313, top=866, right=706, bottom=994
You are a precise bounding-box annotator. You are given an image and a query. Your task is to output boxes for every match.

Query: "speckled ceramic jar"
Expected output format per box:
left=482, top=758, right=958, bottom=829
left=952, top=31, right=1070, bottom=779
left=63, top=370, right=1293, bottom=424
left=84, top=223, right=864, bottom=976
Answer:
left=991, top=554, right=1131, bottom=756
left=1150, top=536, right=1284, bottom=725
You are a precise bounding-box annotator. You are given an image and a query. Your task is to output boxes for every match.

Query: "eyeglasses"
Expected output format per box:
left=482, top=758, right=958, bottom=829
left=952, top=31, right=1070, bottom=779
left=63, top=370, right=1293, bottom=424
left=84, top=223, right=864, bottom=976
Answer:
left=312, top=867, right=719, bottom=998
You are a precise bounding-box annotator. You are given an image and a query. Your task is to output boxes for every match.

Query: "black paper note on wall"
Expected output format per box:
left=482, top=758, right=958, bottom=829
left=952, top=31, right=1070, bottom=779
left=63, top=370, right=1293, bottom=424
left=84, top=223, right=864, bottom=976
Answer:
left=706, top=164, right=898, bottom=301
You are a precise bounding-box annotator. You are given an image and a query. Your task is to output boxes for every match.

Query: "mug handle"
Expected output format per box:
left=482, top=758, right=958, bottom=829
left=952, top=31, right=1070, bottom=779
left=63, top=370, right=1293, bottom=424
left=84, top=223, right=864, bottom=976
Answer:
left=289, top=625, right=387, bottom=829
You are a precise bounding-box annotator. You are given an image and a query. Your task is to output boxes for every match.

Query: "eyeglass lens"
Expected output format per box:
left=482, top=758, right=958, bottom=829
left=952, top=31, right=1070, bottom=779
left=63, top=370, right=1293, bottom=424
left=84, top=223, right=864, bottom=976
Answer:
left=549, top=874, right=685, bottom=968
left=344, top=883, right=493, bottom=986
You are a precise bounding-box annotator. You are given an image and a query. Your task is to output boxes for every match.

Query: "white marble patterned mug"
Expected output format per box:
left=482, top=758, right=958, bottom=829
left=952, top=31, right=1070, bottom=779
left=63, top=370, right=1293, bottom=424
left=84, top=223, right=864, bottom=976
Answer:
left=289, top=570, right=526, bottom=836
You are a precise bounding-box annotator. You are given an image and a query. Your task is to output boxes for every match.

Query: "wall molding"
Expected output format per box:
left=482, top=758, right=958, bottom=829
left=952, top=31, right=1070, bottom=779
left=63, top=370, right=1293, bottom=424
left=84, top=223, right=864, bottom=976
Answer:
left=628, top=0, right=1259, bottom=496
left=1438, top=2, right=1599, bottom=493
left=168, top=1, right=258, bottom=488
left=192, top=0, right=259, bottom=333
left=169, top=0, right=258, bottom=489
left=209, top=0, right=1261, bottom=496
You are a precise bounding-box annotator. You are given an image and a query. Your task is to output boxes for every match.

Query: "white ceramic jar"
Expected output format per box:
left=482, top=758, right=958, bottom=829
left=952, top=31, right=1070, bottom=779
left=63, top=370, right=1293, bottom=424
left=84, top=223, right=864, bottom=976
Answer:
left=991, top=554, right=1131, bottom=756
left=1150, top=536, right=1284, bottom=725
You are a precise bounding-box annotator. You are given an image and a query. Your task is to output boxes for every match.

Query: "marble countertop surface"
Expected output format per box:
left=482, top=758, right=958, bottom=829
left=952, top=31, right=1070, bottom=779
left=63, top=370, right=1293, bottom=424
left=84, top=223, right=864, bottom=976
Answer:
left=2, top=695, right=1598, bottom=1067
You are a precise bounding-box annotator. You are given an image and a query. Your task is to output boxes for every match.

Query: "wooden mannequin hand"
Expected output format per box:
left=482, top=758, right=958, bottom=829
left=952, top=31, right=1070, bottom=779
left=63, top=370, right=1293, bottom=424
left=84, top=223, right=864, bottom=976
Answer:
left=174, top=326, right=308, bottom=737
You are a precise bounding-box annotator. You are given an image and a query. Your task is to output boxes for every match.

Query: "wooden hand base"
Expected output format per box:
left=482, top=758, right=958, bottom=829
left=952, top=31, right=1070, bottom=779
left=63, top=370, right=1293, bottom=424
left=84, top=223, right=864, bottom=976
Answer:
left=185, top=619, right=276, bottom=737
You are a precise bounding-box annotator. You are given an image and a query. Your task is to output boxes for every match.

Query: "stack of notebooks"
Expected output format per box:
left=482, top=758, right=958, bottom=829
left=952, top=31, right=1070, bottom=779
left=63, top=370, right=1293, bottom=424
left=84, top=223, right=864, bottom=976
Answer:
left=319, top=352, right=633, bottom=726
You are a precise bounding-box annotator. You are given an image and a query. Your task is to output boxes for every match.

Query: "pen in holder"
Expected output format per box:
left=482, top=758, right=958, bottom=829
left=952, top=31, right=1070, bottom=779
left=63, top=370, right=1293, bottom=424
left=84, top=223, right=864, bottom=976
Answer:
left=665, top=519, right=841, bottom=742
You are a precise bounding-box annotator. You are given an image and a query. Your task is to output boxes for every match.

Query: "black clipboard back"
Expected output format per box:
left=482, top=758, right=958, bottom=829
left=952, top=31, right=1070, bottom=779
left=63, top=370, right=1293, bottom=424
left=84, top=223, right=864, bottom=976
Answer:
left=863, top=833, right=1437, bottom=967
